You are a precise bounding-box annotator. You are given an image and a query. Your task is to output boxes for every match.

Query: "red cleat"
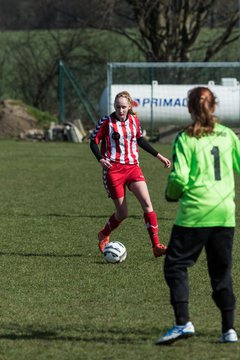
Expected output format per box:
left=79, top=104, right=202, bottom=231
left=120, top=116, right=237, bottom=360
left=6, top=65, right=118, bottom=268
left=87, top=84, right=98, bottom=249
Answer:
left=153, top=243, right=167, bottom=257
left=98, top=230, right=110, bottom=253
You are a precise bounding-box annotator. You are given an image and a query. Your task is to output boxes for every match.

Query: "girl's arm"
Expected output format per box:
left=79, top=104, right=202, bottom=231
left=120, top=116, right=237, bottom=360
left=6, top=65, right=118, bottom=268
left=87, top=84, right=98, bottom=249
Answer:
left=137, top=137, right=171, bottom=168
left=90, top=140, right=103, bottom=161
left=90, top=140, right=112, bottom=170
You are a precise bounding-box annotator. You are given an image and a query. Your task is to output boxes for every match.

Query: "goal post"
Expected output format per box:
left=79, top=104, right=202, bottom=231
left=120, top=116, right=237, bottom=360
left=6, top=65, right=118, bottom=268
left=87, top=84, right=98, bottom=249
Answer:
left=102, top=62, right=240, bottom=137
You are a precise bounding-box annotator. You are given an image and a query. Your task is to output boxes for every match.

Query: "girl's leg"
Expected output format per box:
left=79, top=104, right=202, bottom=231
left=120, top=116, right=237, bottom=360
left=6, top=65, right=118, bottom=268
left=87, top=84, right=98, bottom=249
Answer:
left=165, top=226, right=206, bottom=325
left=98, top=197, right=128, bottom=253
left=205, top=227, right=236, bottom=333
left=128, top=181, right=153, bottom=212
left=128, top=181, right=166, bottom=256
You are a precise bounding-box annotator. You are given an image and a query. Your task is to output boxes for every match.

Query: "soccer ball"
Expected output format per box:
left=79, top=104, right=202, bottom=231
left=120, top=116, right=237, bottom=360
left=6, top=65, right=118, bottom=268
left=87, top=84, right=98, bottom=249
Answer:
left=103, top=241, right=127, bottom=264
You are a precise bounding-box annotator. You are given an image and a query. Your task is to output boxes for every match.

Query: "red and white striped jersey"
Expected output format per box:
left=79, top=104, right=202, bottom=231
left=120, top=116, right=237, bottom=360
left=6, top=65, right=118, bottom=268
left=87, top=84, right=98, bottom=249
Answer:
left=91, top=113, right=143, bottom=164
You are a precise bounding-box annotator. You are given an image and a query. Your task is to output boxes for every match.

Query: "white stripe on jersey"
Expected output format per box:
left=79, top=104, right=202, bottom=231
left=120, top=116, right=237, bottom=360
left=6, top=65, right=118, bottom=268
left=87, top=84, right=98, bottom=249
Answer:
left=109, top=117, right=119, bottom=161
left=125, top=119, right=134, bottom=164
left=116, top=122, right=125, bottom=164
left=129, top=116, right=138, bottom=164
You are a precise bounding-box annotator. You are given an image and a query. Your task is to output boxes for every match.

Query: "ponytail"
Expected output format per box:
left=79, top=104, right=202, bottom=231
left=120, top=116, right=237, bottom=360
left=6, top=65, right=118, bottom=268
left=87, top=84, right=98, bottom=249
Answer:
left=186, top=87, right=218, bottom=138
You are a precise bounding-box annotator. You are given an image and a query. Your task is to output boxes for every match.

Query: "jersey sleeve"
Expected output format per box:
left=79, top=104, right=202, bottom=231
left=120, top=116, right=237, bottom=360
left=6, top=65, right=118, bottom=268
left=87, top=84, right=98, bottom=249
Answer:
left=231, top=131, right=240, bottom=174
left=137, top=137, right=158, bottom=157
left=90, top=116, right=108, bottom=144
left=90, top=141, right=103, bottom=161
left=90, top=116, right=108, bottom=161
left=165, top=132, right=191, bottom=201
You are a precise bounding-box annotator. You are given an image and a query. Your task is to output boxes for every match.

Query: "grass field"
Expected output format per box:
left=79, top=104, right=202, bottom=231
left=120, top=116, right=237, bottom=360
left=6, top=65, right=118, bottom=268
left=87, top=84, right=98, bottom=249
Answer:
left=0, top=140, right=239, bottom=360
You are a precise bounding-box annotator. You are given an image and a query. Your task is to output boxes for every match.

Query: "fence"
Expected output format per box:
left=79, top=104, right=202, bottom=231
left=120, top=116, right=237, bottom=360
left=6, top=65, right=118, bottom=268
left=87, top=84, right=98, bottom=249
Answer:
left=58, top=60, right=98, bottom=127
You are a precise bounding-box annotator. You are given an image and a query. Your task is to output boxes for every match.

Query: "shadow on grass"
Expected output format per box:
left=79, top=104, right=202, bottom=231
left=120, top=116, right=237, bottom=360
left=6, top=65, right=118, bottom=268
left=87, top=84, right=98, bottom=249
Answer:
left=0, top=325, right=234, bottom=345
left=0, top=212, right=173, bottom=221
left=0, top=252, right=83, bottom=258
left=0, top=324, right=155, bottom=344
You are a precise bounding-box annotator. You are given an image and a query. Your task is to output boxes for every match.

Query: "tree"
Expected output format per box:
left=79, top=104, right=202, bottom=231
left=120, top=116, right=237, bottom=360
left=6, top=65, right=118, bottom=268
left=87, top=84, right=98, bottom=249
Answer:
left=4, top=28, right=115, bottom=126
left=110, top=0, right=240, bottom=62
left=6, top=30, right=99, bottom=111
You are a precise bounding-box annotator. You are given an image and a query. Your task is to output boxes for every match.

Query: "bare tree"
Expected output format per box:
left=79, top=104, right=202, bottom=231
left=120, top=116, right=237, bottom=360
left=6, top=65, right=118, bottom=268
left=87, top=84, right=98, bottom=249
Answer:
left=5, top=28, right=112, bottom=127
left=6, top=30, right=96, bottom=110
left=110, top=0, right=240, bottom=62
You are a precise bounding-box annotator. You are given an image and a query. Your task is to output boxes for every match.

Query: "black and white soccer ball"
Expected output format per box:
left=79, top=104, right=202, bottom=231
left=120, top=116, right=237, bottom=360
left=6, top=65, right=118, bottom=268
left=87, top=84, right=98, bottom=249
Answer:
left=103, top=241, right=127, bottom=263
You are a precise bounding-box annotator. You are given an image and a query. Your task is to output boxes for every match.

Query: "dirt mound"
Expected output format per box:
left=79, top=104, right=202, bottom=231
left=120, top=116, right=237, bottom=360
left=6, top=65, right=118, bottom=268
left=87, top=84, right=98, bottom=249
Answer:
left=0, top=99, right=37, bottom=138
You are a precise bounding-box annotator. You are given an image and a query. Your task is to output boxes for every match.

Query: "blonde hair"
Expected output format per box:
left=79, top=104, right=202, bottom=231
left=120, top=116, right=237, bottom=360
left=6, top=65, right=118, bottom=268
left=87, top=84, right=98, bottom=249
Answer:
left=114, top=91, right=136, bottom=115
left=186, top=87, right=218, bottom=138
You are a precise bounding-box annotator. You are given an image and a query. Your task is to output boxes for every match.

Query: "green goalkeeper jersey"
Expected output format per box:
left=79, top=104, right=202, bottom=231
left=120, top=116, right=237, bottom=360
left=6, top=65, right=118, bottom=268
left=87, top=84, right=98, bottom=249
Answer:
left=165, top=123, right=240, bottom=227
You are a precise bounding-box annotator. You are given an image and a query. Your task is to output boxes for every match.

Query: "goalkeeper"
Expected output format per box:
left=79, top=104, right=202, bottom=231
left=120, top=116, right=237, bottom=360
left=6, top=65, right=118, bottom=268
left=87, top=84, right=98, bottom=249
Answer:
left=156, top=86, right=240, bottom=345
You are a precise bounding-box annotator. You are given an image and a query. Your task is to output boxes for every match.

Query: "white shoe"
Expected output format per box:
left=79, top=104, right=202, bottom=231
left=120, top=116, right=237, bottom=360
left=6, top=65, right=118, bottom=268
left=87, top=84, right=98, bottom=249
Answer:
left=219, top=329, right=238, bottom=343
left=155, top=321, right=195, bottom=345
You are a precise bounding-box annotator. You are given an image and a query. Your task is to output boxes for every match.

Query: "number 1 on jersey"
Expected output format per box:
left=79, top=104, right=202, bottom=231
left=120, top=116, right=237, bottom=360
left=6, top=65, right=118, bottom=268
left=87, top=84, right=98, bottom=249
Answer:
left=211, top=146, right=221, bottom=180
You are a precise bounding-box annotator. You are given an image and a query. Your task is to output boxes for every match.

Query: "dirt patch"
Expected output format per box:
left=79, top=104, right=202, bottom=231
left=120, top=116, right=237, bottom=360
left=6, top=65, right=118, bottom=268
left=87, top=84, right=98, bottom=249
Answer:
left=0, top=99, right=37, bottom=138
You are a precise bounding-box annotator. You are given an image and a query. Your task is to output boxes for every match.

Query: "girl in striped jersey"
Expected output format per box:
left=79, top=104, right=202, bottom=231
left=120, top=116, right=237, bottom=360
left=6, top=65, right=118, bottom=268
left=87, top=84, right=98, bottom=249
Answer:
left=90, top=91, right=171, bottom=258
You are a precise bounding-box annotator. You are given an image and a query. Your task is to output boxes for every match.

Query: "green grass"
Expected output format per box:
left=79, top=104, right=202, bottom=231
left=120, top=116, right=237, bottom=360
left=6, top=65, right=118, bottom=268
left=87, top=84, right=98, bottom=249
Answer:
left=0, top=140, right=239, bottom=360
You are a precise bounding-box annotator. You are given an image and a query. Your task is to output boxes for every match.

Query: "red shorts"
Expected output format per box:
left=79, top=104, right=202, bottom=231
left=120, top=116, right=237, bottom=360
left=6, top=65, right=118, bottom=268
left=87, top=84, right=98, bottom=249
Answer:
left=103, top=162, right=146, bottom=199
